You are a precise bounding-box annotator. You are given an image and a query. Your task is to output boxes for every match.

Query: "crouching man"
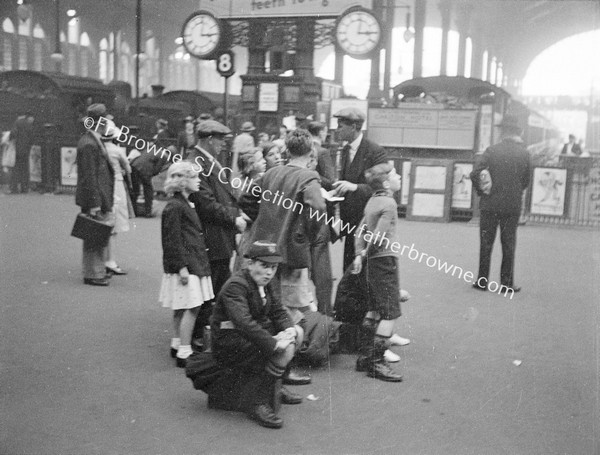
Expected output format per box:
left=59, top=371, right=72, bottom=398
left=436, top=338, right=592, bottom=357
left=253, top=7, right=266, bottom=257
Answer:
left=210, top=241, right=304, bottom=429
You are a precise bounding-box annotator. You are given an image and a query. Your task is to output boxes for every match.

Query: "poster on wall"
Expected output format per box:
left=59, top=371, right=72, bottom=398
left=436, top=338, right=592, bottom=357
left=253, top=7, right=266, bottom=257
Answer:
left=407, top=160, right=453, bottom=223
left=258, top=83, right=279, bottom=112
left=530, top=167, right=568, bottom=216
left=451, top=163, right=473, bottom=209
left=61, top=147, right=78, bottom=186
left=29, top=145, right=42, bottom=183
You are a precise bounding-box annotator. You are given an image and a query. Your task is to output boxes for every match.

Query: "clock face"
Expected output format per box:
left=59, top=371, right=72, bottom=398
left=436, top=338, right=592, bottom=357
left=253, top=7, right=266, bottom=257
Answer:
left=182, top=11, right=222, bottom=59
left=335, top=8, right=382, bottom=59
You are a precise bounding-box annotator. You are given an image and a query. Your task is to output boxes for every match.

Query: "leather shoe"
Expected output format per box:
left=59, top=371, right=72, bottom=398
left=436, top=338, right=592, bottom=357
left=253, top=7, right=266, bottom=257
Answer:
left=503, top=285, right=521, bottom=293
left=384, top=349, right=400, bottom=363
left=175, top=356, right=188, bottom=368
left=83, top=278, right=109, bottom=286
left=282, top=370, right=311, bottom=386
left=367, top=361, right=403, bottom=382
left=106, top=265, right=127, bottom=275
left=280, top=386, right=302, bottom=405
left=170, top=348, right=177, bottom=359
left=249, top=404, right=283, bottom=429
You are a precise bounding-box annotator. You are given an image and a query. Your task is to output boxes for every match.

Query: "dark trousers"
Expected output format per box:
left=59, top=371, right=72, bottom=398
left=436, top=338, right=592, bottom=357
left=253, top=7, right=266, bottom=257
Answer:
left=310, top=231, right=333, bottom=315
left=477, top=211, right=519, bottom=286
left=130, top=169, right=154, bottom=215
left=10, top=154, right=29, bottom=193
left=343, top=233, right=356, bottom=273
left=193, top=258, right=232, bottom=346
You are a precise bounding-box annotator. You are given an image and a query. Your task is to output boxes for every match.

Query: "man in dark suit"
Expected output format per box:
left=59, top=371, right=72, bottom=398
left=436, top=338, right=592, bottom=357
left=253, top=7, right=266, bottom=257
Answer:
left=75, top=104, right=115, bottom=286
left=332, top=108, right=388, bottom=271
left=561, top=134, right=582, bottom=156
left=470, top=114, right=531, bottom=293
left=187, top=120, right=249, bottom=341
left=9, top=113, right=35, bottom=194
left=130, top=119, right=172, bottom=217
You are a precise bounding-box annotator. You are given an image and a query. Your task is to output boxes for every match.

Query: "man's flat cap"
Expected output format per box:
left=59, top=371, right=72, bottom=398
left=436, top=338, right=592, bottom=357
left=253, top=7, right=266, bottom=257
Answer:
left=86, top=103, right=106, bottom=117
left=244, top=241, right=282, bottom=264
left=333, top=107, right=366, bottom=122
left=197, top=120, right=232, bottom=137
left=240, top=121, right=256, bottom=132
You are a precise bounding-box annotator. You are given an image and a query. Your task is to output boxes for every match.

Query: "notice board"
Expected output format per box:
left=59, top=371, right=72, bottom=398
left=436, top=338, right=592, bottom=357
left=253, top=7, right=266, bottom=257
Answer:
left=407, top=159, right=453, bottom=222
left=369, top=107, right=477, bottom=150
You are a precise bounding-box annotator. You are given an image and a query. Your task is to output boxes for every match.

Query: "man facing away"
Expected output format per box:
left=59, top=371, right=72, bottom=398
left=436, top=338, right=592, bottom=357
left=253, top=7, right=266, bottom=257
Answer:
left=470, top=114, right=531, bottom=293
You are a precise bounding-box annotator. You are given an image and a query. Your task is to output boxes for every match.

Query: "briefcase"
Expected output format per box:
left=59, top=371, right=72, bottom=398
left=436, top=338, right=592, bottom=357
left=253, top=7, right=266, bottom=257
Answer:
left=70, top=213, right=114, bottom=246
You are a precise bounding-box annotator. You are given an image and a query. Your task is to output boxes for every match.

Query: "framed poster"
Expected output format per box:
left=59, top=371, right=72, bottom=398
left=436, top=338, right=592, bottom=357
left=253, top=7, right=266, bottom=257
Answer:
left=29, top=145, right=42, bottom=183
left=452, top=163, right=473, bottom=209
left=407, top=159, right=453, bottom=222
left=61, top=146, right=78, bottom=186
left=258, top=83, right=279, bottom=112
left=530, top=167, right=568, bottom=216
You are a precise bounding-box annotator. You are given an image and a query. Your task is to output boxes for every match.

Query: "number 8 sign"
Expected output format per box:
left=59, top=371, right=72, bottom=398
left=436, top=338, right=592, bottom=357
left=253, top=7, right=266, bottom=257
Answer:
left=216, top=50, right=235, bottom=78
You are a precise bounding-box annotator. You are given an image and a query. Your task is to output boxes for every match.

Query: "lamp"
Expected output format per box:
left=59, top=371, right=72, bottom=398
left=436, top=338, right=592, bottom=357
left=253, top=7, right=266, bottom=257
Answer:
left=403, top=12, right=414, bottom=42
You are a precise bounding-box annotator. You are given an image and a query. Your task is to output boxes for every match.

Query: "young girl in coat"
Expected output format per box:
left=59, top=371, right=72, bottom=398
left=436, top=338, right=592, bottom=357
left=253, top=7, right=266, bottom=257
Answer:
left=159, top=162, right=214, bottom=367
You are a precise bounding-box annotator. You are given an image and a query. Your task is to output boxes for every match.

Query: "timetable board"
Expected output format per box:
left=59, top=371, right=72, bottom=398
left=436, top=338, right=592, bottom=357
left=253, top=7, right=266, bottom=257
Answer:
left=368, top=107, right=477, bottom=150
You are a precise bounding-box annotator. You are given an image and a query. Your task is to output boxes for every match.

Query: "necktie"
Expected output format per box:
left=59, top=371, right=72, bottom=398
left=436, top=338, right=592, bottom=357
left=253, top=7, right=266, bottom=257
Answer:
left=341, top=144, right=352, bottom=180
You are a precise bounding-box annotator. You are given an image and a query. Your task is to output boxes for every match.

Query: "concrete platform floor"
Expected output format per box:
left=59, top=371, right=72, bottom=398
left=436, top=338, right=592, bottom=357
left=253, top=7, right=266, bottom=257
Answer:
left=1, top=193, right=598, bottom=455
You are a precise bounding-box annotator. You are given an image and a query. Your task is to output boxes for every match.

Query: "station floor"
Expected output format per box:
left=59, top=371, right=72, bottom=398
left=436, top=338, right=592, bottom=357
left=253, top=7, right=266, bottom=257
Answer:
left=1, top=192, right=598, bottom=455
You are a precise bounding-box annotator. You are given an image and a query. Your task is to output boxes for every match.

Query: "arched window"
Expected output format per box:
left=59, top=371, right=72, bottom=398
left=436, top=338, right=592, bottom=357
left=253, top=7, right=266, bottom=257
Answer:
left=32, top=24, right=45, bottom=71
left=2, top=18, right=15, bottom=70
left=490, top=57, right=497, bottom=84
left=120, top=41, right=131, bottom=85
left=464, top=37, right=472, bottom=78
left=80, top=32, right=91, bottom=77
left=67, top=17, right=79, bottom=44
left=17, top=16, right=31, bottom=70
left=99, top=38, right=108, bottom=82
left=482, top=50, right=488, bottom=81
left=108, top=32, right=115, bottom=81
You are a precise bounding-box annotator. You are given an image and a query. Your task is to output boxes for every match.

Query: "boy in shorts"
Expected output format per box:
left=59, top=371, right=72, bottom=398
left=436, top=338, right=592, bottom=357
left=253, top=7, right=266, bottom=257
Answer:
left=352, top=162, right=404, bottom=382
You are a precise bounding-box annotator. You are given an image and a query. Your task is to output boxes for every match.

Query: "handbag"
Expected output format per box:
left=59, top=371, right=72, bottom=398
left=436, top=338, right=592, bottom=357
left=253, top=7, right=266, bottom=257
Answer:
left=70, top=213, right=114, bottom=246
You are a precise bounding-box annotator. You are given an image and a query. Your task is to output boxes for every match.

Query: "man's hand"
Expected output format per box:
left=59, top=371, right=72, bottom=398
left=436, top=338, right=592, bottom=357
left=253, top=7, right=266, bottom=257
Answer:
left=89, top=207, right=102, bottom=217
left=235, top=216, right=247, bottom=233
left=352, top=255, right=363, bottom=275
left=333, top=180, right=358, bottom=196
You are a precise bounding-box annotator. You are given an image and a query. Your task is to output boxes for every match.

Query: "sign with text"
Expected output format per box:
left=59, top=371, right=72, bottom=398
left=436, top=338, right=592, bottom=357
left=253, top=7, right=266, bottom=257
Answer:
left=198, top=0, right=371, bottom=18
left=369, top=107, right=477, bottom=150
left=259, top=83, right=279, bottom=112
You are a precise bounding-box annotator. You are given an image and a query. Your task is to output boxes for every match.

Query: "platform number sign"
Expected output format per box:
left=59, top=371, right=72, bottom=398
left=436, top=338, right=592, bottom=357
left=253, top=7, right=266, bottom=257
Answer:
left=216, top=50, right=235, bottom=78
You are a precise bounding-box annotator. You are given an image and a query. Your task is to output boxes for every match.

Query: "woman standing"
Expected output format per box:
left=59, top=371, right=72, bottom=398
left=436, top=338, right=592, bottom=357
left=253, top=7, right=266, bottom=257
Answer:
left=102, top=119, right=133, bottom=276
left=159, top=162, right=214, bottom=367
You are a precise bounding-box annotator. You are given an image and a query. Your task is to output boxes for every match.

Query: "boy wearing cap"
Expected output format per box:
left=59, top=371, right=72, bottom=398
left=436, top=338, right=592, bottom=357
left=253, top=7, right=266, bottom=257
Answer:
left=332, top=107, right=388, bottom=271
left=351, top=163, right=404, bottom=382
left=211, top=241, right=304, bottom=429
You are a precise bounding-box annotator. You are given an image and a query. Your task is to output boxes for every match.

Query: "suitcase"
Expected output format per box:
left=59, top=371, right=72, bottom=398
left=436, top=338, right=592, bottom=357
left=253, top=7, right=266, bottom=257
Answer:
left=70, top=213, right=113, bottom=246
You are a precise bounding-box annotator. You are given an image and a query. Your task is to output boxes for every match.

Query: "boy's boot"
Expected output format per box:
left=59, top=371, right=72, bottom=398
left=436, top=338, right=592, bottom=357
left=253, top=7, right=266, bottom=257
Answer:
left=356, top=316, right=378, bottom=372
left=366, top=336, right=403, bottom=382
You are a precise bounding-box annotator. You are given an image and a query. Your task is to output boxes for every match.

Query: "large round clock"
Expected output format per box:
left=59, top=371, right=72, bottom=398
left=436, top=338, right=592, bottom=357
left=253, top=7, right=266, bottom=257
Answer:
left=335, top=7, right=382, bottom=59
left=181, top=11, right=223, bottom=59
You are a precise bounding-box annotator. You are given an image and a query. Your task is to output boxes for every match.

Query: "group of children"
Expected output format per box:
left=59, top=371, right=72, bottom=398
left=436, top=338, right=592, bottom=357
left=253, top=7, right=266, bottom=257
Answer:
left=158, top=131, right=407, bottom=382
